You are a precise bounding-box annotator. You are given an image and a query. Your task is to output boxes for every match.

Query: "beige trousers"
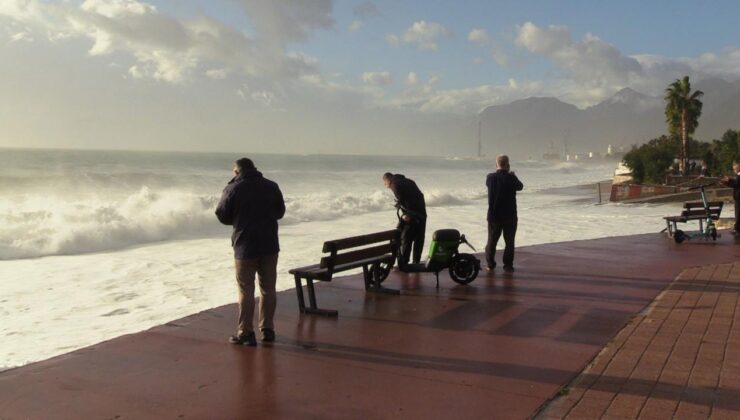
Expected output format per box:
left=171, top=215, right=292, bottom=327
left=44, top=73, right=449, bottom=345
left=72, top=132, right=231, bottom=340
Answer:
left=235, top=254, right=278, bottom=334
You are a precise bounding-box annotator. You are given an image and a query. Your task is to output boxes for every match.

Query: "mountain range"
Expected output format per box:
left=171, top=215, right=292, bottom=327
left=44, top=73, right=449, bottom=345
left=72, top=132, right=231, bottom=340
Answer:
left=479, top=78, right=740, bottom=158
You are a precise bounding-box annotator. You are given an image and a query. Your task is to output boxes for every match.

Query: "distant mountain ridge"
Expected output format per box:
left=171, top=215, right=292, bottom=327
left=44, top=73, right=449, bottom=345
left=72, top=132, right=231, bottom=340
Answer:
left=479, top=78, right=740, bottom=158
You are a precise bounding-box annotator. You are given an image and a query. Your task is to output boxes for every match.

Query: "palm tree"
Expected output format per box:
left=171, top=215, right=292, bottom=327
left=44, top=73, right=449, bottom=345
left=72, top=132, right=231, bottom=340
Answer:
left=664, top=76, right=703, bottom=176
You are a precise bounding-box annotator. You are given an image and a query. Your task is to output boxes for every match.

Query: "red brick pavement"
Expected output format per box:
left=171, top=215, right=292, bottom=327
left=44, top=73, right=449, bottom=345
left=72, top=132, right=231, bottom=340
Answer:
left=538, top=262, right=740, bottom=419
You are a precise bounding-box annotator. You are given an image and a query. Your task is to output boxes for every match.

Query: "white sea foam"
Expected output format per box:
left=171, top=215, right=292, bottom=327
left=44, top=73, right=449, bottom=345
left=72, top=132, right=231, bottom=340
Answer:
left=1, top=185, right=491, bottom=259
left=4, top=151, right=661, bottom=371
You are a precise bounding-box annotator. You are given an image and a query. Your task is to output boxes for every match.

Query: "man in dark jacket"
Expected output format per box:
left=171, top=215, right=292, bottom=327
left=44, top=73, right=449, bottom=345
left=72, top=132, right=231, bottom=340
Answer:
left=720, top=160, right=740, bottom=234
left=486, top=155, right=523, bottom=272
left=216, top=158, right=285, bottom=346
left=383, top=172, right=427, bottom=267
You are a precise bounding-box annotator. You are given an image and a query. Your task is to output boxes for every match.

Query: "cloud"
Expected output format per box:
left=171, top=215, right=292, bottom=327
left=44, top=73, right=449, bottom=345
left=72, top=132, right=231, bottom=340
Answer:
left=389, top=75, right=544, bottom=114
left=387, top=20, right=450, bottom=51
left=237, top=0, right=333, bottom=47
left=468, top=27, right=508, bottom=65
left=362, top=71, right=392, bottom=86
left=0, top=0, right=332, bottom=84
left=467, top=28, right=490, bottom=45
left=348, top=20, right=362, bottom=32
left=406, top=72, right=418, bottom=86
left=9, top=29, right=33, bottom=42
left=205, top=68, right=229, bottom=80
left=515, top=22, right=642, bottom=87
left=512, top=21, right=740, bottom=106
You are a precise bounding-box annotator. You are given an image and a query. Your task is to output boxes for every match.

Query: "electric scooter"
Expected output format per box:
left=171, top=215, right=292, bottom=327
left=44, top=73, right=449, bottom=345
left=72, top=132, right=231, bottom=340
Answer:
left=369, top=207, right=481, bottom=288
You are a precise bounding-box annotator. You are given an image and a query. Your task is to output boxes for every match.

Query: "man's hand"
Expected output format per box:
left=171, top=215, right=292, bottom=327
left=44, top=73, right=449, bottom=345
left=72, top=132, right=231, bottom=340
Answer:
left=720, top=176, right=730, bottom=185
left=402, top=215, right=412, bottom=222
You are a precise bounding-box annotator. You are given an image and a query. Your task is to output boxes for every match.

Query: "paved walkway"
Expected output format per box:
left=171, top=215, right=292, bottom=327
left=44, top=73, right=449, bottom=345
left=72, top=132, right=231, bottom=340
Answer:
left=0, top=233, right=738, bottom=419
left=538, top=262, right=740, bottom=419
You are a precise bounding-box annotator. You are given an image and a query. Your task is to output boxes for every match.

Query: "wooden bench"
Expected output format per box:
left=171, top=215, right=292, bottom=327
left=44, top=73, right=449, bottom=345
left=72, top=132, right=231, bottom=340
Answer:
left=664, top=201, right=723, bottom=237
left=288, top=230, right=400, bottom=317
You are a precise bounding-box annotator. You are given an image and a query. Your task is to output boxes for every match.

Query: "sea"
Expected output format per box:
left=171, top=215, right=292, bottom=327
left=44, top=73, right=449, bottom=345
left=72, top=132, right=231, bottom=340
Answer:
left=0, top=148, right=677, bottom=371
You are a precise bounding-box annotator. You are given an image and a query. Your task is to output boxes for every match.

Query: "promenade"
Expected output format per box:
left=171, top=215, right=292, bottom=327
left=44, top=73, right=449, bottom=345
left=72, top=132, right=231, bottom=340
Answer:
left=538, top=261, right=740, bottom=419
left=0, top=233, right=738, bottom=419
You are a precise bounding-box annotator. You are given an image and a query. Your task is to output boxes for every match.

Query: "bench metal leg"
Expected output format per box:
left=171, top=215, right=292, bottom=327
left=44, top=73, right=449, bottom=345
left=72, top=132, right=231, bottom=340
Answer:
left=294, top=274, right=306, bottom=313
left=363, top=265, right=400, bottom=295
left=295, top=275, right=338, bottom=317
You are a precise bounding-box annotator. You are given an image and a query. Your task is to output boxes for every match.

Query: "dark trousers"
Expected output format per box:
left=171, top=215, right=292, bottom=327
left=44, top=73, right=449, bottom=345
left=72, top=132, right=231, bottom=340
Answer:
left=486, top=219, right=517, bottom=268
left=735, top=200, right=739, bottom=232
left=398, top=219, right=426, bottom=266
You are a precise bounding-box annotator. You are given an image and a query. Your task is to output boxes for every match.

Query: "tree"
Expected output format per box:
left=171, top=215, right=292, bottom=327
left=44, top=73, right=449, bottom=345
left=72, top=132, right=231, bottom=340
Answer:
left=664, top=76, right=703, bottom=176
left=623, top=135, right=676, bottom=184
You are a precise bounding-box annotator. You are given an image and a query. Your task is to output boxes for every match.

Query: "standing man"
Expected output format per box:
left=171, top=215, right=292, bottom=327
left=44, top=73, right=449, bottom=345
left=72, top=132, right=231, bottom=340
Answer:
left=383, top=172, right=427, bottom=268
left=720, top=160, right=740, bottom=235
left=216, top=158, right=285, bottom=346
left=486, top=155, right=524, bottom=273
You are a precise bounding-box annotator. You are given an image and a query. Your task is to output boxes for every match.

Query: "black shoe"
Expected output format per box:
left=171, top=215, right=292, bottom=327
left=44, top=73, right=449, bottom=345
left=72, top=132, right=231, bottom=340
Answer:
left=503, top=266, right=515, bottom=273
left=229, top=332, right=257, bottom=346
left=486, top=263, right=496, bottom=271
left=261, top=328, right=275, bottom=342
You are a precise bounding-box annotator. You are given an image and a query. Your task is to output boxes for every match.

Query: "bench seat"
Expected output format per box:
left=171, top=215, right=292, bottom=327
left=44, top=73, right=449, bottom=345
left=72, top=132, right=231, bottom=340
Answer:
left=288, top=230, right=398, bottom=316
left=664, top=201, right=723, bottom=237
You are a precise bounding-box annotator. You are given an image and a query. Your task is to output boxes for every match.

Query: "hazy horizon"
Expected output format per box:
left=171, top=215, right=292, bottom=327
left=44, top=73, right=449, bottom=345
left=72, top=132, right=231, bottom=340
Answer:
left=2, top=1, right=740, bottom=156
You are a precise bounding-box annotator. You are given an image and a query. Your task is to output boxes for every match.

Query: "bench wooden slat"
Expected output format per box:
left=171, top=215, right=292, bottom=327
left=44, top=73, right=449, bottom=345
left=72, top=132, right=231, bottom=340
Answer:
left=322, top=230, right=397, bottom=253
left=320, top=243, right=393, bottom=268
left=288, top=263, right=321, bottom=275
left=682, top=209, right=722, bottom=218
left=290, top=255, right=396, bottom=279
left=682, top=201, right=723, bottom=209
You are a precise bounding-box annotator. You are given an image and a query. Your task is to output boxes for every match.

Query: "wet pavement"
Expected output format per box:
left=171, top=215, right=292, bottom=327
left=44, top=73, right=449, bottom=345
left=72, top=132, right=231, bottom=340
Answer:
left=537, top=262, right=740, bottom=419
left=1, top=233, right=738, bottom=419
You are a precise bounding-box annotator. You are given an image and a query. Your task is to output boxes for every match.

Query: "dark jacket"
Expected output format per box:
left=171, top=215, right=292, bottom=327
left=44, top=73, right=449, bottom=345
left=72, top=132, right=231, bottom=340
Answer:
left=215, top=169, right=286, bottom=259
left=390, top=174, right=426, bottom=219
left=727, top=174, right=740, bottom=201
left=486, top=169, right=524, bottom=223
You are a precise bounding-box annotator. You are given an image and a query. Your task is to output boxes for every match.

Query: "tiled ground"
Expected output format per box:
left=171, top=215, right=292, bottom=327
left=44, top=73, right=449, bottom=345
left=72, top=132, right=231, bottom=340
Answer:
left=538, top=262, right=740, bottom=419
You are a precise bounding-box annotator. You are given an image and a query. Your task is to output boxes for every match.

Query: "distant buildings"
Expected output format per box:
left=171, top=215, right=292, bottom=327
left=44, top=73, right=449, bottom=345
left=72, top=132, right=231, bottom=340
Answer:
left=549, top=144, right=625, bottom=162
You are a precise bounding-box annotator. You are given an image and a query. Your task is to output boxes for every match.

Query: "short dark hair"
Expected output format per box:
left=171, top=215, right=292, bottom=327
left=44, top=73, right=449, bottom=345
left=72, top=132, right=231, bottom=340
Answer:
left=383, top=172, right=393, bottom=180
left=234, top=158, right=255, bottom=173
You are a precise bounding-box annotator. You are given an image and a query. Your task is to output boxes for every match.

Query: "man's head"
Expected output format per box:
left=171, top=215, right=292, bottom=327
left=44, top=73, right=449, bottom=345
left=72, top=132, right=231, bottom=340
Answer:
left=733, top=160, right=740, bottom=174
left=233, top=158, right=256, bottom=176
left=496, top=155, right=510, bottom=171
left=382, top=172, right=393, bottom=188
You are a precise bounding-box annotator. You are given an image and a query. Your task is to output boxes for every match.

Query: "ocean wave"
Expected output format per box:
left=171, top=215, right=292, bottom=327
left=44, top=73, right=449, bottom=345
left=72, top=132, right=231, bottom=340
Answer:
left=0, top=186, right=485, bottom=259
left=0, top=187, right=223, bottom=260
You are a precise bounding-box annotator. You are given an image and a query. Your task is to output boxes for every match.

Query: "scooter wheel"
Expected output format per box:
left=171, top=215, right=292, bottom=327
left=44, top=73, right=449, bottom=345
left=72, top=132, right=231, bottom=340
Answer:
left=674, top=230, right=686, bottom=244
left=370, top=260, right=392, bottom=285
left=449, top=253, right=479, bottom=285
left=709, top=227, right=717, bottom=241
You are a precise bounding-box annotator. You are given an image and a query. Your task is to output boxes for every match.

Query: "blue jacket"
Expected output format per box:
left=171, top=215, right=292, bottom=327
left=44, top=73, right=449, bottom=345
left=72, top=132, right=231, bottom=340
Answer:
left=486, top=169, right=523, bottom=223
left=215, top=170, right=285, bottom=259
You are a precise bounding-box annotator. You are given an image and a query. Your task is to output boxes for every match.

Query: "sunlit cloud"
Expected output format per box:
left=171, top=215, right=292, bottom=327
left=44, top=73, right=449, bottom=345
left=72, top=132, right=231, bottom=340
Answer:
left=387, top=20, right=450, bottom=51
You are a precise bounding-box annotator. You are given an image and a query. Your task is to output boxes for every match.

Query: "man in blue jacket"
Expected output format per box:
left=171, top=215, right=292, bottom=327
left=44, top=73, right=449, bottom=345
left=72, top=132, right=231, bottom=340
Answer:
left=486, top=155, right=523, bottom=272
left=216, top=158, right=286, bottom=346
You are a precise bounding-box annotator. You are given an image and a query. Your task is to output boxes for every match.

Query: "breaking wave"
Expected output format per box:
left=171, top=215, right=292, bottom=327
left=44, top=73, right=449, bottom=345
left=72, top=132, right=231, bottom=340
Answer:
left=0, top=186, right=485, bottom=259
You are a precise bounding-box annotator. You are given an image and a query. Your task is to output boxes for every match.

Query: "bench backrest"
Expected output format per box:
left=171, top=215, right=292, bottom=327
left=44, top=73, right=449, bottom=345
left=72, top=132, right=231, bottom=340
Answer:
left=681, top=201, right=723, bottom=219
left=320, top=230, right=398, bottom=272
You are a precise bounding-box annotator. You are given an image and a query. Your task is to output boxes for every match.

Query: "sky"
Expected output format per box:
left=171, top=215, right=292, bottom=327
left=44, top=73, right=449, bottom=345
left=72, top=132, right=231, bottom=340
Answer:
left=1, top=0, right=739, bottom=155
